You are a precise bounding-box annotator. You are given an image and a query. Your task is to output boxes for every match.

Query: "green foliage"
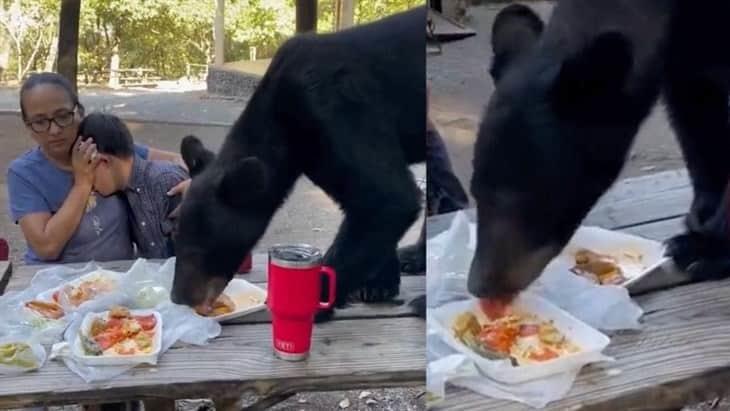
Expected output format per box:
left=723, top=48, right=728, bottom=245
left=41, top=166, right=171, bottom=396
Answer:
left=0, top=0, right=420, bottom=83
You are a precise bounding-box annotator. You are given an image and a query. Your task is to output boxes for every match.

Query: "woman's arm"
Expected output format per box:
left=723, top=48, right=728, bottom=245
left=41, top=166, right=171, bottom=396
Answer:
left=19, top=181, right=93, bottom=260
left=15, top=140, right=100, bottom=260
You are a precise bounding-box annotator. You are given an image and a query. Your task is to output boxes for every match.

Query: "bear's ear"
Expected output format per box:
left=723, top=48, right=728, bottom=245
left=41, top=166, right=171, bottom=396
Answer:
left=181, top=135, right=215, bottom=178
left=489, top=4, right=544, bottom=83
left=550, top=31, right=633, bottom=110
left=217, top=156, right=269, bottom=208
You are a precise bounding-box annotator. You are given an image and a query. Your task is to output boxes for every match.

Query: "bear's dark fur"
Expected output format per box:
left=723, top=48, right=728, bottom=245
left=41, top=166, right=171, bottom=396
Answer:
left=469, top=1, right=730, bottom=298
left=170, top=7, right=427, bottom=320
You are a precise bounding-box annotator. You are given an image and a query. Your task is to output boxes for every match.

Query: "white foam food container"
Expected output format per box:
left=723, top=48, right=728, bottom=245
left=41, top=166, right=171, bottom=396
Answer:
left=429, top=292, right=611, bottom=384
left=71, top=309, right=162, bottom=366
left=547, top=226, right=669, bottom=288
left=212, top=278, right=267, bottom=322
left=35, top=269, right=122, bottom=306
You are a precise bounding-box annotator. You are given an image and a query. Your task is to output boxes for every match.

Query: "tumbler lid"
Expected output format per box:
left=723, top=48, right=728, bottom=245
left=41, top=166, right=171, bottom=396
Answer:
left=269, top=244, right=323, bottom=269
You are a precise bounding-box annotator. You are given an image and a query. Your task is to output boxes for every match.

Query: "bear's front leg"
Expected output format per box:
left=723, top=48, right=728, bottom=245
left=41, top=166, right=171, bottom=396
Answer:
left=665, top=190, right=730, bottom=281
left=360, top=252, right=402, bottom=303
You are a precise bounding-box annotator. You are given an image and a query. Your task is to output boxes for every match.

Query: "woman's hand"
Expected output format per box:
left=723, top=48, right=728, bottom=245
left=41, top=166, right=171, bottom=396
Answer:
left=71, top=137, right=100, bottom=187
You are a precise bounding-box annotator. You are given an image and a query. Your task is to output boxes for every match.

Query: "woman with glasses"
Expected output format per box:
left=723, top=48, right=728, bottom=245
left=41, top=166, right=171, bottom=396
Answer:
left=7, top=72, right=187, bottom=264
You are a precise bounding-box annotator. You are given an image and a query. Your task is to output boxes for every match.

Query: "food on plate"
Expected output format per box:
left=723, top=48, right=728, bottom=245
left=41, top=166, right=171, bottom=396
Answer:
left=233, top=291, right=264, bottom=309
left=53, top=274, right=117, bottom=307
left=571, top=248, right=627, bottom=285
left=452, top=308, right=580, bottom=366
left=79, top=306, right=158, bottom=356
left=195, top=293, right=236, bottom=317
left=24, top=300, right=65, bottom=319
left=0, top=342, right=38, bottom=369
left=453, top=311, right=482, bottom=339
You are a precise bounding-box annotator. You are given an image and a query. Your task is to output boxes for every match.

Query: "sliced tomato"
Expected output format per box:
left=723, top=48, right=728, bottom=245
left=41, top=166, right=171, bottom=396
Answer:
left=519, top=324, right=539, bottom=337
left=528, top=347, right=559, bottom=362
left=105, top=318, right=123, bottom=330
left=94, top=330, right=125, bottom=351
left=479, top=298, right=511, bottom=320
left=134, top=314, right=157, bottom=331
left=52, top=290, right=61, bottom=303
left=478, top=326, right=518, bottom=354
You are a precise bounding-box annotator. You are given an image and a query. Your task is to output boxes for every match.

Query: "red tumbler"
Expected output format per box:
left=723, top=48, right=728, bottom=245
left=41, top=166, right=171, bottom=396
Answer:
left=267, top=244, right=336, bottom=361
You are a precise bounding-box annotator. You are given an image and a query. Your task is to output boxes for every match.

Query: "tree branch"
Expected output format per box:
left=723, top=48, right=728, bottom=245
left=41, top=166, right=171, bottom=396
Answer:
left=0, top=19, right=21, bottom=48
left=21, top=29, right=45, bottom=77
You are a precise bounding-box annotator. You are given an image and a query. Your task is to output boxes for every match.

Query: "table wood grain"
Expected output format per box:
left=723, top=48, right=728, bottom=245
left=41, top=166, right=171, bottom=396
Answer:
left=0, top=317, right=425, bottom=409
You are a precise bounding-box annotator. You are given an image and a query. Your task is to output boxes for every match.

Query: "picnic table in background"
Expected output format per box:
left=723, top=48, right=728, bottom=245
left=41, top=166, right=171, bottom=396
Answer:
left=428, top=169, right=730, bottom=410
left=110, top=68, right=161, bottom=88
left=0, top=254, right=425, bottom=410
left=186, top=63, right=209, bottom=82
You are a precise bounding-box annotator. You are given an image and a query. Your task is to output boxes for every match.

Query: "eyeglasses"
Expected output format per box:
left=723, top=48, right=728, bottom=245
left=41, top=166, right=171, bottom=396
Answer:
left=25, top=108, right=77, bottom=133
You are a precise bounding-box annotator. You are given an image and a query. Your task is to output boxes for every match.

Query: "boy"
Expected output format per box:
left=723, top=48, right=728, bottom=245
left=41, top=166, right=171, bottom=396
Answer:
left=78, top=112, right=188, bottom=259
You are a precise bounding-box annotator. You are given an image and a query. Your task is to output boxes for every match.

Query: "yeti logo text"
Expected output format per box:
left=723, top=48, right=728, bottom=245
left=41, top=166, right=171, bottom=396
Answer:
left=275, top=339, right=295, bottom=351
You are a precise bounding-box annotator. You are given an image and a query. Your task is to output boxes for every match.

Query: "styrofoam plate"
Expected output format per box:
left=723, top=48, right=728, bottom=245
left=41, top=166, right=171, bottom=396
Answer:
left=548, top=226, right=669, bottom=288
left=36, top=269, right=122, bottom=306
left=210, top=279, right=267, bottom=322
left=429, top=292, right=611, bottom=384
left=71, top=309, right=162, bottom=366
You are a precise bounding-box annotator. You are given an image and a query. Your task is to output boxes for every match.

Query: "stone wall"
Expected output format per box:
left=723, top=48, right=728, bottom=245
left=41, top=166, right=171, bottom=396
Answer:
left=206, top=65, right=261, bottom=98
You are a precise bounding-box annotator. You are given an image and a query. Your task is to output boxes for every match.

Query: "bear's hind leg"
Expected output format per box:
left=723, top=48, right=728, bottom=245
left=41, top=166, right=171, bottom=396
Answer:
left=663, top=72, right=730, bottom=280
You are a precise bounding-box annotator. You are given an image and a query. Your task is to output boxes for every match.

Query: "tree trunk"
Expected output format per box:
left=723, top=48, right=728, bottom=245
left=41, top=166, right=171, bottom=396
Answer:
left=45, top=35, right=58, bottom=72
left=57, top=0, right=81, bottom=92
left=214, top=0, right=224, bottom=66
left=15, top=43, right=22, bottom=80
left=335, top=0, right=355, bottom=31
left=0, top=48, right=8, bottom=81
left=108, top=45, right=120, bottom=88
left=295, top=0, right=317, bottom=33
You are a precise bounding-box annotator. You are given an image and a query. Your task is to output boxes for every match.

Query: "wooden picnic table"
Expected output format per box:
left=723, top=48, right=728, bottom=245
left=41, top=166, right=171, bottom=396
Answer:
left=110, top=68, right=161, bottom=88
left=428, top=169, right=730, bottom=410
left=0, top=254, right=425, bottom=410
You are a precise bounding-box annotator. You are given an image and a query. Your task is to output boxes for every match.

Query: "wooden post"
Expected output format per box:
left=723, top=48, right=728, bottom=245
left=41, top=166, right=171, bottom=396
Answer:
left=295, top=0, right=317, bottom=33
left=335, top=0, right=355, bottom=31
left=57, top=0, right=81, bottom=92
left=214, top=0, right=225, bottom=66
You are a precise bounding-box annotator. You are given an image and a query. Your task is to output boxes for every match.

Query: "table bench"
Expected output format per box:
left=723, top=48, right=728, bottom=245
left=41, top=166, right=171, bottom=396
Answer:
left=429, top=169, right=730, bottom=410
left=0, top=255, right=425, bottom=410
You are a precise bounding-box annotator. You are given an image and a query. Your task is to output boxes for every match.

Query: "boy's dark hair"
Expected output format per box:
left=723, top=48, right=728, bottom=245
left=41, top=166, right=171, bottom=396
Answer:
left=77, top=112, right=135, bottom=158
left=20, top=72, right=85, bottom=120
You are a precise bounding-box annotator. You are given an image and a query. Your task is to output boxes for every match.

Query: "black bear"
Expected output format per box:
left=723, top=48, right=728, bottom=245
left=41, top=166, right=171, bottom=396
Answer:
left=469, top=2, right=730, bottom=299
left=169, top=7, right=426, bottom=320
